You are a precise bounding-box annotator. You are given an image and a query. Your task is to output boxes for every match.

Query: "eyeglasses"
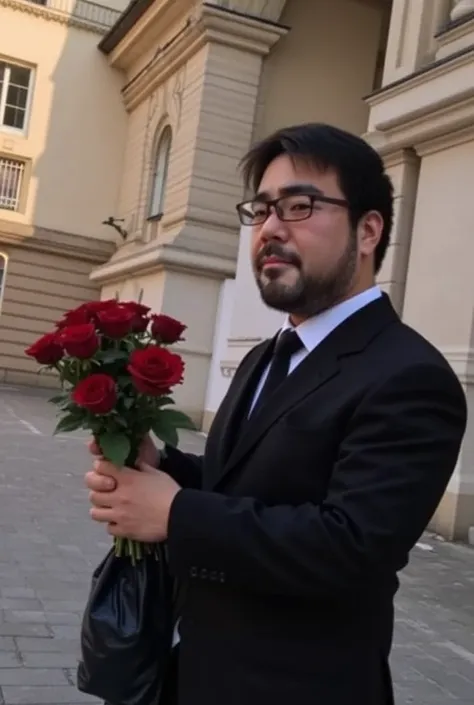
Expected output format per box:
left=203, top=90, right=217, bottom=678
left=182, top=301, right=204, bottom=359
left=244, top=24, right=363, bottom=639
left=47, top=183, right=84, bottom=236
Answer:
left=236, top=193, right=348, bottom=226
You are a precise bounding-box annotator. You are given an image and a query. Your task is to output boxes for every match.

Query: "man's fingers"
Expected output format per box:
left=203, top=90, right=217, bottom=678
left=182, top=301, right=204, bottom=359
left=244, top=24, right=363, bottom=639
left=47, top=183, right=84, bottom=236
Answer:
left=89, top=490, right=113, bottom=509
left=88, top=439, right=102, bottom=456
left=85, top=471, right=116, bottom=492
left=90, top=506, right=116, bottom=523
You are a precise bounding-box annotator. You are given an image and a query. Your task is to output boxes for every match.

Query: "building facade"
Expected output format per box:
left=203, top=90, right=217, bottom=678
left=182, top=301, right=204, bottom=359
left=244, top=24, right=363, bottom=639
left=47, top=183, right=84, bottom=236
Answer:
left=0, top=0, right=128, bottom=386
left=1, top=0, right=473, bottom=538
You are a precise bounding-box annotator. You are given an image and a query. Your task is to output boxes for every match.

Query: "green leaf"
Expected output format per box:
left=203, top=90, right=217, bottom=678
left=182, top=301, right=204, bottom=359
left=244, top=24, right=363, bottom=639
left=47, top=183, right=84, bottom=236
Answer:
left=155, top=396, right=174, bottom=408
left=49, top=393, right=70, bottom=408
left=151, top=409, right=196, bottom=448
left=151, top=418, right=179, bottom=448
left=53, top=414, right=85, bottom=435
left=95, top=350, right=129, bottom=365
left=123, top=397, right=135, bottom=410
left=159, top=409, right=196, bottom=431
left=98, top=432, right=131, bottom=467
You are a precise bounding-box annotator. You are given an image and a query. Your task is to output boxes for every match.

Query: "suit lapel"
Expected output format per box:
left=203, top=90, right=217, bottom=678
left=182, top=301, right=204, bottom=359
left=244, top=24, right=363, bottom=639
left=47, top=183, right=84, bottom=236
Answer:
left=211, top=293, right=399, bottom=490
left=204, top=337, right=275, bottom=487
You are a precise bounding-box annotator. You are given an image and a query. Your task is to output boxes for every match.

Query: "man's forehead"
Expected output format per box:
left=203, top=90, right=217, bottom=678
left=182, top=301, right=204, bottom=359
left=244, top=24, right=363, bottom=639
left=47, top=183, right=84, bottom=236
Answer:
left=255, top=155, right=338, bottom=197
left=254, top=183, right=324, bottom=201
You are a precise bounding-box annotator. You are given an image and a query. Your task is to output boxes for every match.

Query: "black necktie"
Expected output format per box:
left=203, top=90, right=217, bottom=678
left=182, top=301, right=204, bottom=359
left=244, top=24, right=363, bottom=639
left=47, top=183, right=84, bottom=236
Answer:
left=251, top=329, right=303, bottom=415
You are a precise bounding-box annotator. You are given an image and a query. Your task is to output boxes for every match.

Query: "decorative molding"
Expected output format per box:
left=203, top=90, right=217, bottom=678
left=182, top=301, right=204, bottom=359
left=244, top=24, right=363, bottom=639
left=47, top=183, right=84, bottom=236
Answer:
left=451, top=0, right=474, bottom=22
left=436, top=11, right=474, bottom=61
left=364, top=86, right=474, bottom=158
left=0, top=0, right=119, bottom=33
left=117, top=3, right=287, bottom=111
left=367, top=47, right=474, bottom=109
left=227, top=335, right=264, bottom=347
left=381, top=148, right=419, bottom=169
left=220, top=360, right=238, bottom=378
left=0, top=220, right=114, bottom=263
left=209, top=0, right=288, bottom=22
left=89, top=241, right=236, bottom=285
left=415, top=122, right=474, bottom=156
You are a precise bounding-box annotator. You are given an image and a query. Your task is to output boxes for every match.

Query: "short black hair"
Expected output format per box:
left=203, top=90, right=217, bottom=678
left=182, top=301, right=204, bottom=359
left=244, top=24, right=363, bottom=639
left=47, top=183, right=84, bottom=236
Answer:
left=240, top=123, right=394, bottom=273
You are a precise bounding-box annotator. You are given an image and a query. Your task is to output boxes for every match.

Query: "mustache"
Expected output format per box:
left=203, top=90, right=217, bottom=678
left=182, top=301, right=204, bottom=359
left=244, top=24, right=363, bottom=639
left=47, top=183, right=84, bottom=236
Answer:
left=256, top=243, right=301, bottom=270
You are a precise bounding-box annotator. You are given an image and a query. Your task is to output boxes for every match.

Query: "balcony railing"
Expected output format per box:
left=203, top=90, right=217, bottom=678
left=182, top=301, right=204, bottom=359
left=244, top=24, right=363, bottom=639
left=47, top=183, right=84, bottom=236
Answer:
left=25, top=0, right=121, bottom=30
left=0, top=157, right=24, bottom=212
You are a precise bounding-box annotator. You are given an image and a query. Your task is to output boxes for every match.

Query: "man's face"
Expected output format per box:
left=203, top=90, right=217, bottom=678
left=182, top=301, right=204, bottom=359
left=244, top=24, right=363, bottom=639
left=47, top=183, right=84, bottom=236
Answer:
left=249, top=155, right=360, bottom=322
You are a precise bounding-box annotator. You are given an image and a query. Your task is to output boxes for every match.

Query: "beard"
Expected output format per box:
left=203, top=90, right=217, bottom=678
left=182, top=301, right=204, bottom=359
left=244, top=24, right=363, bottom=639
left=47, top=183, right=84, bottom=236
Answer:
left=254, top=234, right=357, bottom=318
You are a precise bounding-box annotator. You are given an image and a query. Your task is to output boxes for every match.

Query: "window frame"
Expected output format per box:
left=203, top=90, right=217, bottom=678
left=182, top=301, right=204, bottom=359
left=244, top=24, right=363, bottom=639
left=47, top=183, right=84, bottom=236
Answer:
left=148, top=125, right=172, bottom=221
left=0, top=59, right=35, bottom=136
left=0, top=252, right=8, bottom=315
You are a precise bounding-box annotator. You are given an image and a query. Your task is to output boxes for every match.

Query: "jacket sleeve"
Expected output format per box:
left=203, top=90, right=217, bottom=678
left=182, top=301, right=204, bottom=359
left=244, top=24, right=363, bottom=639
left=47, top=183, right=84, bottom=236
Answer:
left=166, top=363, right=467, bottom=598
left=160, top=445, right=203, bottom=490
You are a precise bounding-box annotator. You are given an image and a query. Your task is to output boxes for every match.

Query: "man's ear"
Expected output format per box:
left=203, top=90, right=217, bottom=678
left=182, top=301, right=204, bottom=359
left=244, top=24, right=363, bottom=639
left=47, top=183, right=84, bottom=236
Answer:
left=357, top=210, right=384, bottom=259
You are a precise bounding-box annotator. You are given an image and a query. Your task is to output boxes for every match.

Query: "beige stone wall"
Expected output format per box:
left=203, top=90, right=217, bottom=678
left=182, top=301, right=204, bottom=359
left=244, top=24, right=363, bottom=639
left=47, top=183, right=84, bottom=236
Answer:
left=0, top=1, right=127, bottom=241
left=0, top=236, right=110, bottom=387
left=253, top=0, right=386, bottom=143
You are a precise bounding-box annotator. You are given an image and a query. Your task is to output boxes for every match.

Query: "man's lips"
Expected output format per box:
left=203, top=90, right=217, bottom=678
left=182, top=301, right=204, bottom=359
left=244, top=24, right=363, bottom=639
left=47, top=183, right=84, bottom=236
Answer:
left=260, top=256, right=294, bottom=269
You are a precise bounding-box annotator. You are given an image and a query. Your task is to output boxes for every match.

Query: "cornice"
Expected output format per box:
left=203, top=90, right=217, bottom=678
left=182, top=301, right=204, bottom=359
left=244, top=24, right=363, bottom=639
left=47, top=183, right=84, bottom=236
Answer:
left=118, top=4, right=287, bottom=111
left=0, top=220, right=115, bottom=263
left=89, top=241, right=236, bottom=284
left=365, top=91, right=474, bottom=158
left=0, top=0, right=117, bottom=34
left=366, top=46, right=474, bottom=108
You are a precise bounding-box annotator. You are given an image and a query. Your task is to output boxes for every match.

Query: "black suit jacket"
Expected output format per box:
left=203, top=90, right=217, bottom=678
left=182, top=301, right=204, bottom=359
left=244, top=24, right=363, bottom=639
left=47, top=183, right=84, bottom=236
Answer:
left=162, top=294, right=467, bottom=705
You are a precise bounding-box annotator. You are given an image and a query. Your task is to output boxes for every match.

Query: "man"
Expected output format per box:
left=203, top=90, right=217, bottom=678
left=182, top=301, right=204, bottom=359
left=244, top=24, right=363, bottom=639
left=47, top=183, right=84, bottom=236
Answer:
left=86, top=123, right=467, bottom=705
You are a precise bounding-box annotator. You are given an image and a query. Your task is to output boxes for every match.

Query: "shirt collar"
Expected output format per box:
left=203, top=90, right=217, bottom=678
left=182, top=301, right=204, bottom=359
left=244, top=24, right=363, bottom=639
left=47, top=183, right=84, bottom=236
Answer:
left=280, top=286, right=382, bottom=354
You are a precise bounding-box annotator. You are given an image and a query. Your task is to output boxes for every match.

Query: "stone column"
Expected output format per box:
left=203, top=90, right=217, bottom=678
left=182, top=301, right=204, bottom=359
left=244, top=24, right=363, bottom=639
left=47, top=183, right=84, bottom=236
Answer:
left=375, top=149, right=420, bottom=316
left=381, top=0, right=451, bottom=85
left=402, top=137, right=474, bottom=540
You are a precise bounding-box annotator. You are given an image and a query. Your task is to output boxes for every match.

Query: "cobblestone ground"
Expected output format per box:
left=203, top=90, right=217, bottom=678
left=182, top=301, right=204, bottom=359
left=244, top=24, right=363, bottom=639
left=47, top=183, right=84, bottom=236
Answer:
left=0, top=385, right=473, bottom=704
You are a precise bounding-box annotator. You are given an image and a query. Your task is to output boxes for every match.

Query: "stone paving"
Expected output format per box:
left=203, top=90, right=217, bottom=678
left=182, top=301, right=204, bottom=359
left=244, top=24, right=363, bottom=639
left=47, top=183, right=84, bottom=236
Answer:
left=0, top=384, right=473, bottom=704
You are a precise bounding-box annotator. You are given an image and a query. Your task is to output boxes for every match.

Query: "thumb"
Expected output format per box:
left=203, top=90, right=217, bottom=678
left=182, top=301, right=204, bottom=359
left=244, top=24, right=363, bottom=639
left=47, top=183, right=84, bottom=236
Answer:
left=94, top=459, right=121, bottom=477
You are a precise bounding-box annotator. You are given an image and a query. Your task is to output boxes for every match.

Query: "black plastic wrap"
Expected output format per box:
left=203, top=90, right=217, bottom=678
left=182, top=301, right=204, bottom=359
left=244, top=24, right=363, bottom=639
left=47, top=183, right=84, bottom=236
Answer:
left=77, top=544, right=173, bottom=705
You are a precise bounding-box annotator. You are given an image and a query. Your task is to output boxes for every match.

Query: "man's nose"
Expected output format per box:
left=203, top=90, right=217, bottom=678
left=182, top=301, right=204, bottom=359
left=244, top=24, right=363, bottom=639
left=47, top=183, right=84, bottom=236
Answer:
left=258, top=209, right=289, bottom=242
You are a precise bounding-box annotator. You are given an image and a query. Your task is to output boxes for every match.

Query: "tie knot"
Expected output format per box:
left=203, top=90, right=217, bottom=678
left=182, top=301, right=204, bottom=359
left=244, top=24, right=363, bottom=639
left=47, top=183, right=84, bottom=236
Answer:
left=274, top=329, right=303, bottom=359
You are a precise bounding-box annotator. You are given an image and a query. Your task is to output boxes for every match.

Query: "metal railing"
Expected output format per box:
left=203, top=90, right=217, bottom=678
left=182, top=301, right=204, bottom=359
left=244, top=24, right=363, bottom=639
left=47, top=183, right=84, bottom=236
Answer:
left=0, top=157, right=24, bottom=212
left=27, top=0, right=121, bottom=30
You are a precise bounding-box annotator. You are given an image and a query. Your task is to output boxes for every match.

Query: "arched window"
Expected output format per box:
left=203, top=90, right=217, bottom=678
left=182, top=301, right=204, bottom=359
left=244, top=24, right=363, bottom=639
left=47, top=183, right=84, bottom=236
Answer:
left=148, top=126, right=172, bottom=220
left=0, top=253, right=7, bottom=313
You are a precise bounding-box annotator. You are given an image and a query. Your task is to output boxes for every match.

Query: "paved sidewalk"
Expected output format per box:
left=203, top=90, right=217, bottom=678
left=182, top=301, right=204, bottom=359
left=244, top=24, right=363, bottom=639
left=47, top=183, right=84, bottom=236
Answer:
left=0, top=385, right=473, bottom=704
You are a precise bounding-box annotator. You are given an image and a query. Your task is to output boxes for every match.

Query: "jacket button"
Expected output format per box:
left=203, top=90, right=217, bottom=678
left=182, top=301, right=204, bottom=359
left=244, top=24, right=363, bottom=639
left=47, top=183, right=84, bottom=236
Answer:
left=200, top=568, right=208, bottom=579
left=190, top=567, right=198, bottom=578
left=219, top=571, right=225, bottom=583
left=210, top=571, right=218, bottom=581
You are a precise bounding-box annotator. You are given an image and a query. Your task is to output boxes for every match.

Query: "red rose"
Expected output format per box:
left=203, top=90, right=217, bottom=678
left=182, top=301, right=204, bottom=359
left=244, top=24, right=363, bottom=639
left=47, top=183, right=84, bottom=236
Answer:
left=150, top=315, right=186, bottom=344
left=72, top=373, right=117, bottom=414
left=85, top=299, right=117, bottom=315
left=128, top=346, right=184, bottom=395
left=56, top=300, right=117, bottom=329
left=59, top=323, right=99, bottom=359
left=121, top=302, right=150, bottom=333
left=56, top=304, right=91, bottom=329
left=25, top=333, right=64, bottom=365
left=97, top=306, right=135, bottom=339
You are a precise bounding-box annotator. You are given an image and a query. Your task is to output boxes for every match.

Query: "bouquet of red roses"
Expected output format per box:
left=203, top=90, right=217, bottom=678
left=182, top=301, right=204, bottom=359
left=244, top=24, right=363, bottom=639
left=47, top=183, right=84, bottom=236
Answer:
left=25, top=298, right=194, bottom=563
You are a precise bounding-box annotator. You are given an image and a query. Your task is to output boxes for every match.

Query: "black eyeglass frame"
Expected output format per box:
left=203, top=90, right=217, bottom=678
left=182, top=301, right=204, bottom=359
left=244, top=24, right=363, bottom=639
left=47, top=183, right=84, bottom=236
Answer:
left=235, top=193, right=349, bottom=226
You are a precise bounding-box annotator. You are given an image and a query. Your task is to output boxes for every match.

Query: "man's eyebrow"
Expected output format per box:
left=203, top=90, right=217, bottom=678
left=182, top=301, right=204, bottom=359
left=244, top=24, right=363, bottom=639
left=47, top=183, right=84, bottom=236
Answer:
left=253, top=184, right=325, bottom=201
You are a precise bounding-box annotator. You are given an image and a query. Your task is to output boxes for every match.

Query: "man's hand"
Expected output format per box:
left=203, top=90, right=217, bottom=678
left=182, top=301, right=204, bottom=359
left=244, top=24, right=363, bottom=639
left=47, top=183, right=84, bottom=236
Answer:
left=85, top=460, right=181, bottom=542
left=88, top=433, right=160, bottom=472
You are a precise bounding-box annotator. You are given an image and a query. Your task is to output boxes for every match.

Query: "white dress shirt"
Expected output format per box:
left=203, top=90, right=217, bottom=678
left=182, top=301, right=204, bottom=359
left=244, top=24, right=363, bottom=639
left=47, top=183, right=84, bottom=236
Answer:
left=249, top=286, right=382, bottom=413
